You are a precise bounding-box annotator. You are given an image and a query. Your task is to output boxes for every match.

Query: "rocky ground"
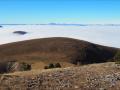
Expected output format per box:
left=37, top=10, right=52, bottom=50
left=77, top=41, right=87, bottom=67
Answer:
left=0, top=62, right=120, bottom=90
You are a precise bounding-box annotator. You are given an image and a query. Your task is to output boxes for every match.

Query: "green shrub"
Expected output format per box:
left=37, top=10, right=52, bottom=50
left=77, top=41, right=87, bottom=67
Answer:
left=44, top=63, right=62, bottom=69
left=115, top=51, right=120, bottom=60
left=44, top=66, right=49, bottom=69
left=54, top=63, right=61, bottom=68
left=114, top=51, right=120, bottom=65
left=48, top=63, right=55, bottom=68
left=20, top=62, right=31, bottom=71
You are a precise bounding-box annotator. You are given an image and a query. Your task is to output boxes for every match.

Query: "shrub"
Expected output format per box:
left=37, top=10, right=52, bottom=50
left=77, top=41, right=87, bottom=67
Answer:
left=54, top=63, right=61, bottom=68
left=20, top=62, right=31, bottom=71
left=48, top=63, right=55, bottom=68
left=114, top=51, right=120, bottom=65
left=44, top=66, right=49, bottom=69
left=44, top=63, right=62, bottom=69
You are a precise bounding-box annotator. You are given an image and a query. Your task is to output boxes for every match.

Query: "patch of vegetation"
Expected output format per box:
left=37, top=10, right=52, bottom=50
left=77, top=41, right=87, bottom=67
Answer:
left=48, top=63, right=55, bottom=68
left=114, top=51, right=120, bottom=65
left=0, top=61, right=31, bottom=73
left=0, top=37, right=118, bottom=71
left=44, top=63, right=61, bottom=69
left=54, top=63, right=61, bottom=68
left=44, top=66, right=49, bottom=69
left=20, top=62, right=31, bottom=71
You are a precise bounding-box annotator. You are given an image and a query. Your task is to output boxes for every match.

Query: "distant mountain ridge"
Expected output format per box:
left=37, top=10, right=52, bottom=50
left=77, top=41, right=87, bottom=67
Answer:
left=0, top=23, right=120, bottom=26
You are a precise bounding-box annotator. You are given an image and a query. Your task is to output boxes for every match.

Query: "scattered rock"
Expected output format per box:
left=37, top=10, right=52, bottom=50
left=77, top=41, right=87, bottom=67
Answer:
left=1, top=62, right=120, bottom=90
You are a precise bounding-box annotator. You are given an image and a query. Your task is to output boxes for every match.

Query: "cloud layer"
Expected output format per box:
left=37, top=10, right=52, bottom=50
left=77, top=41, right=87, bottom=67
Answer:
left=0, top=25, right=120, bottom=48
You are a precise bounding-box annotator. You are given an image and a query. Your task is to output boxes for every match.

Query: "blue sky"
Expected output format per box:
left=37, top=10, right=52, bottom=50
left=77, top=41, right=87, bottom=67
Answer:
left=0, top=0, right=120, bottom=24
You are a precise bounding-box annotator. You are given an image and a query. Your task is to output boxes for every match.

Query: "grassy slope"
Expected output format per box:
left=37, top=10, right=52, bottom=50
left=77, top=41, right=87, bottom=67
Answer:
left=1, top=62, right=120, bottom=90
left=0, top=37, right=118, bottom=70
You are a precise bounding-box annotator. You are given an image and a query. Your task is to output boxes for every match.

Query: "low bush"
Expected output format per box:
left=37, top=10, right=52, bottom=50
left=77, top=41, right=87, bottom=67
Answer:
left=54, top=63, right=61, bottom=68
left=44, top=66, right=49, bottom=69
left=48, top=63, right=55, bottom=68
left=20, top=62, right=31, bottom=71
left=114, top=51, right=120, bottom=65
left=44, top=63, right=61, bottom=69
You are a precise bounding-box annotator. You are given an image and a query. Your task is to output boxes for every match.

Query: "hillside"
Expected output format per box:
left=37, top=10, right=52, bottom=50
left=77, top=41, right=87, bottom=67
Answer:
left=0, top=37, right=120, bottom=89
left=1, top=62, right=120, bottom=90
left=0, top=37, right=119, bottom=72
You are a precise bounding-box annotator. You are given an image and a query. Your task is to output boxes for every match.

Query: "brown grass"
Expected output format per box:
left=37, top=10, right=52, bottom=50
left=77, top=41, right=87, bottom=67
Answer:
left=0, top=37, right=118, bottom=72
left=1, top=62, right=120, bottom=90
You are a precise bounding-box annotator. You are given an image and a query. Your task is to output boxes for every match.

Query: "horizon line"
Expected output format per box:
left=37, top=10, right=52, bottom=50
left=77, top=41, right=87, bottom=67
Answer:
left=0, top=23, right=120, bottom=25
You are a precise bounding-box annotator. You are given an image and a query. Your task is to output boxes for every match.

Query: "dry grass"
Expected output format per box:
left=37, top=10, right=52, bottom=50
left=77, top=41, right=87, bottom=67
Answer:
left=5, top=62, right=118, bottom=76
left=0, top=37, right=120, bottom=90
left=1, top=62, right=120, bottom=90
left=0, top=37, right=118, bottom=72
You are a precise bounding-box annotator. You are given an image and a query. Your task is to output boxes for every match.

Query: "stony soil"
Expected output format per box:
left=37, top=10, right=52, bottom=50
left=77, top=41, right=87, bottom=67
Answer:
left=1, top=62, right=120, bottom=90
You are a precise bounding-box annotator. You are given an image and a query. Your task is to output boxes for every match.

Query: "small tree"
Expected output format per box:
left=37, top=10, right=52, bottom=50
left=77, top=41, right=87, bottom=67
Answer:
left=54, top=63, right=61, bottom=68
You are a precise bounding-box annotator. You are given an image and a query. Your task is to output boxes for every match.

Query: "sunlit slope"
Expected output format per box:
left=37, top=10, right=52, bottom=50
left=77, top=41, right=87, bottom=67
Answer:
left=0, top=37, right=118, bottom=66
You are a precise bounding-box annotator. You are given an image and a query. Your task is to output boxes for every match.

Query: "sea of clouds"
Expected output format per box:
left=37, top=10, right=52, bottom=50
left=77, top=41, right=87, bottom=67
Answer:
left=0, top=25, right=120, bottom=48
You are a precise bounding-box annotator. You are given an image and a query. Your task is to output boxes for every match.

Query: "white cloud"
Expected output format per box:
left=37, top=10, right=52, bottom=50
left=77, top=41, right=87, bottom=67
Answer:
left=0, top=25, right=120, bottom=48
